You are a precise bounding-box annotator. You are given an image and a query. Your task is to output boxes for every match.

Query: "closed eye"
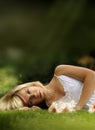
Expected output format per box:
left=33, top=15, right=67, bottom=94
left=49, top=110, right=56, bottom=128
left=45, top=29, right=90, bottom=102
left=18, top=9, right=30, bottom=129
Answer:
left=26, top=89, right=31, bottom=94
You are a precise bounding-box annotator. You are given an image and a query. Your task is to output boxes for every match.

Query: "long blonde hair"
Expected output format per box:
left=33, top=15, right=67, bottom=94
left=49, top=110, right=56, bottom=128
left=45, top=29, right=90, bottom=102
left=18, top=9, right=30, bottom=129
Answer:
left=0, top=81, right=44, bottom=111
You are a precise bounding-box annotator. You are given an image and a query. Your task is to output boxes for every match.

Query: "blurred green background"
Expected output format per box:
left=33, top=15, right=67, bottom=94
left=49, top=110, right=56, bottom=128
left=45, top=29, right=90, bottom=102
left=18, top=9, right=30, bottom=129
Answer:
left=0, top=0, right=95, bottom=93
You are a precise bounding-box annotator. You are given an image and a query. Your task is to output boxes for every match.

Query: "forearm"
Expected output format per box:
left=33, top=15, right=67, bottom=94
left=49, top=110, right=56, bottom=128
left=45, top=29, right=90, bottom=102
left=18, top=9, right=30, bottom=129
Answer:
left=76, top=73, right=95, bottom=110
left=55, top=65, right=95, bottom=81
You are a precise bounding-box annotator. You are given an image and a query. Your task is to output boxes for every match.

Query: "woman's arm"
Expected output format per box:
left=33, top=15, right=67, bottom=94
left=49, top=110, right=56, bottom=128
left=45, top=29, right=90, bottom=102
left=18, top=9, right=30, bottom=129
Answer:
left=54, top=65, right=95, bottom=110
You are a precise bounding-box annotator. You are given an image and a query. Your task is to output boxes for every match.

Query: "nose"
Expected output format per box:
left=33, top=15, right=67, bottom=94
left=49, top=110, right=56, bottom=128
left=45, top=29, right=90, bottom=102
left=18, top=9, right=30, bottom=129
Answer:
left=30, top=89, right=40, bottom=98
left=33, top=92, right=39, bottom=98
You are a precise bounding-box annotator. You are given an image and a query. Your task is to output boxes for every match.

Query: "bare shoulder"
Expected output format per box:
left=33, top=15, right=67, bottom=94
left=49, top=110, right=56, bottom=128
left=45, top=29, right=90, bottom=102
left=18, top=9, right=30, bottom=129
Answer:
left=54, top=64, right=95, bottom=81
left=54, top=64, right=95, bottom=74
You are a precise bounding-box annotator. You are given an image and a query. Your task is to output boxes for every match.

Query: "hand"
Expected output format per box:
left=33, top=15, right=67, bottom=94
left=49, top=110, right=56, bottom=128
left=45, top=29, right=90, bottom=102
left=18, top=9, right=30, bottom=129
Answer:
left=18, top=107, right=31, bottom=110
left=30, top=106, right=41, bottom=110
left=17, top=106, right=41, bottom=111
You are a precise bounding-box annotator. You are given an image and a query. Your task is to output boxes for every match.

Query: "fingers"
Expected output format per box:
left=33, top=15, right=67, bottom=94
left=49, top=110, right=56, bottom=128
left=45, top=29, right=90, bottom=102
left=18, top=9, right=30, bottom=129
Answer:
left=18, top=107, right=31, bottom=110
left=30, top=106, right=41, bottom=110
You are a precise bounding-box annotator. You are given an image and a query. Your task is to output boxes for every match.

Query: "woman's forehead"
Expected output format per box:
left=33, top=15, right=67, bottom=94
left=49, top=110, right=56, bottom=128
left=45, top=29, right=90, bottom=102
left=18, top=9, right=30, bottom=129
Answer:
left=21, top=86, right=41, bottom=90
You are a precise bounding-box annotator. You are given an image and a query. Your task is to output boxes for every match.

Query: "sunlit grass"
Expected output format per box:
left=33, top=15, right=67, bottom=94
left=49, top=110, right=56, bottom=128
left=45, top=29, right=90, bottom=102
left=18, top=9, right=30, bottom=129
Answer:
left=0, top=66, right=19, bottom=96
left=0, top=109, right=95, bottom=130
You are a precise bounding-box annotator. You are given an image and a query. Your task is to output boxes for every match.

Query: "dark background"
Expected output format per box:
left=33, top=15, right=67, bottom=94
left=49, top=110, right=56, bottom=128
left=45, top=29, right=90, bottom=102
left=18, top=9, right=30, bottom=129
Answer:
left=0, top=0, right=95, bottom=84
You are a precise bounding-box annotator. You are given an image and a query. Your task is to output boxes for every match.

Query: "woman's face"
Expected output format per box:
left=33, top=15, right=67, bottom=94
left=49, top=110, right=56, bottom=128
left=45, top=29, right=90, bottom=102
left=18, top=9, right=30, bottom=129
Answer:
left=17, top=86, right=46, bottom=107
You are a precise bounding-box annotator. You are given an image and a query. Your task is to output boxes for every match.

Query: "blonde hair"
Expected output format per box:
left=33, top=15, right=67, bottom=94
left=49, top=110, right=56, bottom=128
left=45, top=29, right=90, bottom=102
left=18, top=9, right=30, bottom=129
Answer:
left=0, top=81, right=44, bottom=111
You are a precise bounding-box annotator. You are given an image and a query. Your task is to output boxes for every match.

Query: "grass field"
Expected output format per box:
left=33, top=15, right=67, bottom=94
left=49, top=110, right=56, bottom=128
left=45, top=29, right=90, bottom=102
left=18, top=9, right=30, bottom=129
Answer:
left=0, top=109, right=95, bottom=130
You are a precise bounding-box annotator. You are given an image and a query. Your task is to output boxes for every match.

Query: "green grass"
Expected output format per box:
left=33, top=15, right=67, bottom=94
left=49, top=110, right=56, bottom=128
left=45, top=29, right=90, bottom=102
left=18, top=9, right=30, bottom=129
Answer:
left=0, top=109, right=95, bottom=130
left=0, top=66, right=19, bottom=96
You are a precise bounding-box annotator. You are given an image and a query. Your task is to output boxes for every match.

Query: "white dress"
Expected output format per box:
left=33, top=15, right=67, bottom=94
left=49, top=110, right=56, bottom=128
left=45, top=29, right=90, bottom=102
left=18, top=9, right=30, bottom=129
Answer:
left=55, top=75, right=95, bottom=109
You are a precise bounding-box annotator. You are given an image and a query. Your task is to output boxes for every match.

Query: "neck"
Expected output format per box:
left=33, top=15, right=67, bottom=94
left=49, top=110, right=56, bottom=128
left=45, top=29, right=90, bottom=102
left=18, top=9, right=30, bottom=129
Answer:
left=43, top=77, right=66, bottom=107
left=44, top=84, right=55, bottom=107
